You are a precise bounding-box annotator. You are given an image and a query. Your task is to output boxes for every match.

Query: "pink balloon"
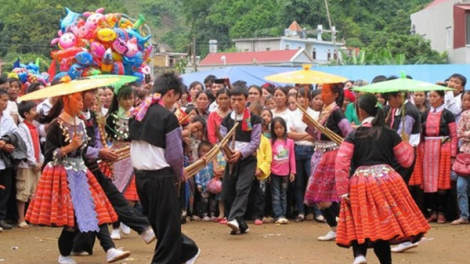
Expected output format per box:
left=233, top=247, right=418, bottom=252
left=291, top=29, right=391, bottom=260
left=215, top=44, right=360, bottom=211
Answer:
left=90, top=41, right=106, bottom=58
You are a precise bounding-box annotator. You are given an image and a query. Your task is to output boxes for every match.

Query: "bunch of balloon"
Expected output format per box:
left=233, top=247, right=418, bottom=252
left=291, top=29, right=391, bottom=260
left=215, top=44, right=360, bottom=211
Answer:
left=49, top=7, right=153, bottom=83
left=9, top=59, right=49, bottom=95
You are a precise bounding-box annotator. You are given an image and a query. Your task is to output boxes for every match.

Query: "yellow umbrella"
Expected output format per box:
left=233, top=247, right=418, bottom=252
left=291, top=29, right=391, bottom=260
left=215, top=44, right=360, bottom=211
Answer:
left=265, top=64, right=348, bottom=84
left=19, top=75, right=137, bottom=101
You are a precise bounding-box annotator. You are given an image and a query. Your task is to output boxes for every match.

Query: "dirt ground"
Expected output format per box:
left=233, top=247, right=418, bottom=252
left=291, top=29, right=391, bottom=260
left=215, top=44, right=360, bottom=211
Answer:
left=0, top=220, right=469, bottom=264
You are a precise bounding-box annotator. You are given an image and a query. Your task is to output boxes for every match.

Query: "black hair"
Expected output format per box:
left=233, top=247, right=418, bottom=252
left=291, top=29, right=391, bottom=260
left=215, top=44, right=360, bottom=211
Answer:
left=203, top=75, right=216, bottom=84
left=271, top=117, right=287, bottom=144
left=8, top=77, right=21, bottom=88
left=311, top=89, right=321, bottom=99
left=189, top=81, right=203, bottom=91
left=382, top=91, right=410, bottom=101
left=262, top=84, right=275, bottom=95
left=39, top=80, right=66, bottom=123
left=18, top=101, right=37, bottom=119
left=137, top=89, right=149, bottom=100
left=248, top=85, right=262, bottom=96
left=345, top=80, right=354, bottom=85
left=371, top=75, right=387, bottom=84
left=152, top=72, right=184, bottom=97
left=324, top=83, right=344, bottom=108
left=197, top=141, right=213, bottom=155
left=0, top=89, right=9, bottom=97
left=185, top=104, right=196, bottom=115
left=0, top=73, right=8, bottom=86
left=232, top=80, right=247, bottom=89
left=355, top=93, right=385, bottom=139
left=216, top=88, right=230, bottom=98
left=27, top=82, right=44, bottom=94
left=462, top=91, right=470, bottom=99
left=297, top=88, right=312, bottom=101
left=192, top=115, right=207, bottom=136
left=195, top=90, right=210, bottom=101
left=230, top=86, right=248, bottom=99
left=107, top=85, right=136, bottom=116
left=129, top=81, right=140, bottom=88
left=431, top=90, right=445, bottom=97
left=450, top=73, right=467, bottom=87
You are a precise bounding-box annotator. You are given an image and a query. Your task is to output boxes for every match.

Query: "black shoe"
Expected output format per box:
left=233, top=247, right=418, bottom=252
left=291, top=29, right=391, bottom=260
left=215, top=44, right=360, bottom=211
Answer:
left=237, top=217, right=249, bottom=234
left=0, top=220, right=13, bottom=229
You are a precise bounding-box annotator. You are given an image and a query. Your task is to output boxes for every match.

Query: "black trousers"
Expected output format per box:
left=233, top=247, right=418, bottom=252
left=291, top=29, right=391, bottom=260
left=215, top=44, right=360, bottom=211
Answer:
left=352, top=240, right=391, bottom=264
left=0, top=168, right=13, bottom=220
left=135, top=168, right=198, bottom=264
left=246, top=178, right=267, bottom=220
left=59, top=225, right=114, bottom=256
left=222, top=156, right=257, bottom=222
left=72, top=167, right=150, bottom=254
left=321, top=202, right=340, bottom=228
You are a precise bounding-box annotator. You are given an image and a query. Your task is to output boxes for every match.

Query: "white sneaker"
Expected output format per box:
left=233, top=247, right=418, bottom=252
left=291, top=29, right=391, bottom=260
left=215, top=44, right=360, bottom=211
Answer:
left=58, top=255, right=77, bottom=264
left=317, top=231, right=336, bottom=241
left=227, top=219, right=239, bottom=232
left=0, top=226, right=3, bottom=232
left=140, top=227, right=156, bottom=244
left=106, top=247, right=131, bottom=263
left=185, top=248, right=200, bottom=264
left=391, top=242, right=418, bottom=253
left=120, top=223, right=131, bottom=235
left=71, top=251, right=90, bottom=256
left=353, top=255, right=367, bottom=264
left=202, top=216, right=211, bottom=221
left=110, top=229, right=121, bottom=240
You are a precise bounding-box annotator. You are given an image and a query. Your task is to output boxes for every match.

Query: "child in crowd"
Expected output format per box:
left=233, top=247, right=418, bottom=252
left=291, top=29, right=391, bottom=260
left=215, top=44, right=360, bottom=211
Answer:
left=265, top=95, right=275, bottom=110
left=105, top=85, right=138, bottom=240
left=16, top=101, right=43, bottom=228
left=261, top=108, right=273, bottom=138
left=247, top=102, right=272, bottom=225
left=270, top=117, right=296, bottom=224
left=195, top=141, right=217, bottom=221
left=287, top=94, right=298, bottom=112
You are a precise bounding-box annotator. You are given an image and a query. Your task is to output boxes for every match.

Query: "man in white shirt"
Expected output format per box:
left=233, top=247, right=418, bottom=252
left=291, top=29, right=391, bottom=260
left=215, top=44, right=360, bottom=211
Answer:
left=445, top=73, right=466, bottom=119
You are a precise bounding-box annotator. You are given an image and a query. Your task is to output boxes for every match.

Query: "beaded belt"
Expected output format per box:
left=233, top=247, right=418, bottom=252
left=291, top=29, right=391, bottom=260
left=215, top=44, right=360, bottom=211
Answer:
left=354, top=165, right=392, bottom=178
left=314, top=140, right=339, bottom=152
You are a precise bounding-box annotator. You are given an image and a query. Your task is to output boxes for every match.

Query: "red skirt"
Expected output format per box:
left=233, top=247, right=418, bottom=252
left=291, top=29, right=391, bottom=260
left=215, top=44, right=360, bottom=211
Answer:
left=408, top=144, right=424, bottom=186
left=336, top=164, right=430, bottom=248
left=422, top=139, right=451, bottom=192
left=25, top=163, right=118, bottom=228
left=304, top=149, right=340, bottom=206
left=98, top=161, right=113, bottom=178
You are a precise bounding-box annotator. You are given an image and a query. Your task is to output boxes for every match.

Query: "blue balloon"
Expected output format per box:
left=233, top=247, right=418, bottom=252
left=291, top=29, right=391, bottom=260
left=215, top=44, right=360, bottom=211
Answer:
left=53, top=72, right=68, bottom=82
left=114, top=28, right=128, bottom=41
left=61, top=8, right=81, bottom=32
left=125, top=29, right=151, bottom=50
left=123, top=51, right=143, bottom=68
left=18, top=72, right=28, bottom=83
left=75, top=51, right=94, bottom=66
left=67, top=64, right=83, bottom=80
left=26, top=63, right=39, bottom=74
left=132, top=72, right=143, bottom=83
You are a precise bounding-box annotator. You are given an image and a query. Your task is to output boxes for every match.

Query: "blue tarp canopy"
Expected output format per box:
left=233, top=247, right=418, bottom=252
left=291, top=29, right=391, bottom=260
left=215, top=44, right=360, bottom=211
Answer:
left=181, top=64, right=470, bottom=88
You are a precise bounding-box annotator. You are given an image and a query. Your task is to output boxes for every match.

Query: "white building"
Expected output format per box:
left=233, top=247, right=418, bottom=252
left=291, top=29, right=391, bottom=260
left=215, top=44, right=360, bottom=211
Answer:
left=411, top=0, right=470, bottom=63
left=232, top=21, right=344, bottom=65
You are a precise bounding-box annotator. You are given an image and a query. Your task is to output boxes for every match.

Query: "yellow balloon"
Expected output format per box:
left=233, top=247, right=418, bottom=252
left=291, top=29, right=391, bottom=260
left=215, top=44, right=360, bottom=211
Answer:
left=97, top=28, right=117, bottom=42
left=112, top=52, right=123, bottom=62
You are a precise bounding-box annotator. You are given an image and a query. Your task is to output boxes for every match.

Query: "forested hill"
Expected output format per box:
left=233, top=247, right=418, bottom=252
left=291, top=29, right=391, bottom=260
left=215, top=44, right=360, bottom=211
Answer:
left=0, top=0, right=440, bottom=68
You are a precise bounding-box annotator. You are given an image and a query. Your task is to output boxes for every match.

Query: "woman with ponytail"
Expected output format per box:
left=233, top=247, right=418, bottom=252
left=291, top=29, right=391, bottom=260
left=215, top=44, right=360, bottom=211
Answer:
left=303, top=82, right=352, bottom=240
left=335, top=93, right=430, bottom=264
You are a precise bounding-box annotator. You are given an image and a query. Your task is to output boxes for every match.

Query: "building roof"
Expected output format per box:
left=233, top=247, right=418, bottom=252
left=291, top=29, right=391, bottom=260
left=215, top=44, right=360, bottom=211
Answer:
left=200, top=49, right=308, bottom=66
left=425, top=0, right=452, bottom=9
left=288, top=21, right=303, bottom=32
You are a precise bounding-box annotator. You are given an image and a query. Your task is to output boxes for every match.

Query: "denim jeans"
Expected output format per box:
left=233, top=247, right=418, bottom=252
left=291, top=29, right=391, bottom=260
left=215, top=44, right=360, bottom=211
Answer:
left=294, top=145, right=321, bottom=216
left=456, top=176, right=470, bottom=219
left=271, top=174, right=289, bottom=219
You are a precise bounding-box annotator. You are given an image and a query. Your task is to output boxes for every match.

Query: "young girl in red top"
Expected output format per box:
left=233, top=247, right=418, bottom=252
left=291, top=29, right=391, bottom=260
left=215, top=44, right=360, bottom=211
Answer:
left=270, top=117, right=296, bottom=224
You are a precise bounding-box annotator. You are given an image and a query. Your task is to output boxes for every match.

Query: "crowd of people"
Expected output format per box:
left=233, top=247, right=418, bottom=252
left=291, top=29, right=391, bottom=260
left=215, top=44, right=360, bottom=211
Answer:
left=0, top=70, right=468, bottom=264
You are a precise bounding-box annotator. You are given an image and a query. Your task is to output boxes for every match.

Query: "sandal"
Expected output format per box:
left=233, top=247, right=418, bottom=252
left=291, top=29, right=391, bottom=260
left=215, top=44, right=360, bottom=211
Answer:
left=437, top=213, right=446, bottom=224
left=427, top=212, right=437, bottom=223
left=451, top=217, right=469, bottom=225
left=18, top=221, right=29, bottom=229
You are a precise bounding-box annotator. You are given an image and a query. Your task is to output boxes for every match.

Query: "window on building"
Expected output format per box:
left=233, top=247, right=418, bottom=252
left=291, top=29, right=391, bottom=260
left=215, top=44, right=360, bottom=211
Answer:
left=446, top=26, right=452, bottom=48
left=467, top=14, right=470, bottom=45
left=333, top=50, right=338, bottom=60
left=266, top=48, right=271, bottom=51
left=285, top=44, right=290, bottom=50
left=312, top=48, right=316, bottom=60
left=327, top=49, right=331, bottom=60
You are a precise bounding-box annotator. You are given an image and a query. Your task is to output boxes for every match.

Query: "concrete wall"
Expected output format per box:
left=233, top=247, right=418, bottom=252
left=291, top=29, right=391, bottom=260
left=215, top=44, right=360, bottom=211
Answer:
left=234, top=39, right=281, bottom=52
left=450, top=46, right=470, bottom=63
left=411, top=0, right=456, bottom=52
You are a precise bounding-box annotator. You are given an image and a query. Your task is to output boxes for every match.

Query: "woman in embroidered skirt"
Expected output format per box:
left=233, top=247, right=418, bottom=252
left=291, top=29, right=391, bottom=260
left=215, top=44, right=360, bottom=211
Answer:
left=26, top=92, right=130, bottom=264
left=420, top=90, right=458, bottom=223
left=105, top=85, right=139, bottom=239
left=303, top=83, right=353, bottom=241
left=335, top=93, right=430, bottom=264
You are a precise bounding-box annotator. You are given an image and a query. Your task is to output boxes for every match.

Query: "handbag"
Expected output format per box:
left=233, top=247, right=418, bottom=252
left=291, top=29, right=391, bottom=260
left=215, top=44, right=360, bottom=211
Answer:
left=206, top=177, right=222, bottom=194
left=452, top=153, right=470, bottom=177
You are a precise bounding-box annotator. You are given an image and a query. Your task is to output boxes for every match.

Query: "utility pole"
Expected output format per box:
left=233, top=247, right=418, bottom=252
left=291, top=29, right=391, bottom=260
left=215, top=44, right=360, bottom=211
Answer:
left=324, top=0, right=338, bottom=63
left=192, top=34, right=197, bottom=72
